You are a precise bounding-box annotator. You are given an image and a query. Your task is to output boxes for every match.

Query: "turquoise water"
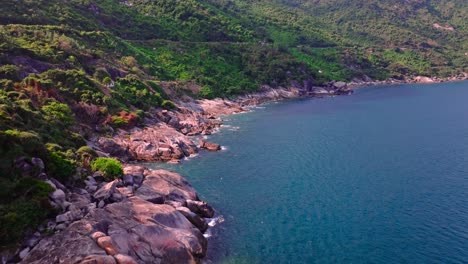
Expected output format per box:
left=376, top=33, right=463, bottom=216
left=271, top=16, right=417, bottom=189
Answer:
left=148, top=81, right=468, bottom=264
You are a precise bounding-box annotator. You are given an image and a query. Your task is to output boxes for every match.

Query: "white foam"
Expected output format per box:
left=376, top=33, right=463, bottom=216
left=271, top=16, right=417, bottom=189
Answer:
left=221, top=146, right=228, bottom=151
left=203, top=229, right=212, bottom=238
left=183, top=153, right=199, bottom=161
left=207, top=215, right=225, bottom=227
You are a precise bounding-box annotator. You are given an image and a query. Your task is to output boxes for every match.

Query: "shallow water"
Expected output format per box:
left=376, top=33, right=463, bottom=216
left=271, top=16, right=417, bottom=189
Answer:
left=148, top=81, right=468, bottom=264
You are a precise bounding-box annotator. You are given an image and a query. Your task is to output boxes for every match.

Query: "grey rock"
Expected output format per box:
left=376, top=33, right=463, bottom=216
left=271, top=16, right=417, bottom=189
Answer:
left=186, top=200, right=215, bottom=218
left=20, top=167, right=210, bottom=264
left=114, top=254, right=138, bottom=264
left=69, top=193, right=92, bottom=210
left=56, top=208, right=83, bottom=223
left=31, top=157, right=45, bottom=172
left=333, top=81, right=347, bottom=89
left=18, top=247, right=30, bottom=259
left=24, top=232, right=41, bottom=248
left=135, top=169, right=198, bottom=203
left=199, top=141, right=221, bottom=151
left=49, top=178, right=67, bottom=191
left=177, top=207, right=208, bottom=232
left=36, top=172, right=48, bottom=180
left=79, top=255, right=117, bottom=264
left=122, top=175, right=134, bottom=186
left=44, top=180, right=57, bottom=190
left=55, top=223, right=67, bottom=231
left=117, top=186, right=134, bottom=198
left=93, top=180, right=118, bottom=202
left=86, top=185, right=98, bottom=193
left=21, top=221, right=107, bottom=264
left=49, top=189, right=66, bottom=205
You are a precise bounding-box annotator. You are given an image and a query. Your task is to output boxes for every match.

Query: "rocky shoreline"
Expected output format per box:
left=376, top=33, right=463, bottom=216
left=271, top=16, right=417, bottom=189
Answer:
left=4, top=74, right=466, bottom=264
left=93, top=73, right=467, bottom=164
left=6, top=164, right=215, bottom=264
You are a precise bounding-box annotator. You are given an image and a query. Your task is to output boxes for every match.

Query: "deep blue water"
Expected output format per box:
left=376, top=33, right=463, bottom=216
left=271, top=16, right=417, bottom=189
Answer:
left=148, top=81, right=468, bottom=264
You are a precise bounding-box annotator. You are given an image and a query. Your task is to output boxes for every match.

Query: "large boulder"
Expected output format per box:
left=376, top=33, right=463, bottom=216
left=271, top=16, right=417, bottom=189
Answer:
left=199, top=141, right=221, bottom=151
left=93, top=180, right=121, bottom=203
left=98, top=124, right=198, bottom=162
left=186, top=200, right=215, bottom=218
left=177, top=207, right=208, bottom=232
left=135, top=169, right=198, bottom=203
left=20, top=221, right=107, bottom=264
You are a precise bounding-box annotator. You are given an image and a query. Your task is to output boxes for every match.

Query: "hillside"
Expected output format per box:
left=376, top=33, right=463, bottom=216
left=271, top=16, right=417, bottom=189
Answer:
left=0, top=0, right=466, bottom=252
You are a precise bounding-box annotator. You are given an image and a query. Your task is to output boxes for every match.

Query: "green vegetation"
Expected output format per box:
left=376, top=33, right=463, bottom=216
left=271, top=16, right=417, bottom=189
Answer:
left=91, top=157, right=124, bottom=181
left=0, top=177, right=55, bottom=246
left=0, top=0, right=466, bottom=248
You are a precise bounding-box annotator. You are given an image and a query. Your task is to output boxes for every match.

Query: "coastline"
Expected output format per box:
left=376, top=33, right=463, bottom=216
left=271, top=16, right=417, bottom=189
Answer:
left=9, top=74, right=467, bottom=263
left=92, top=72, right=468, bottom=165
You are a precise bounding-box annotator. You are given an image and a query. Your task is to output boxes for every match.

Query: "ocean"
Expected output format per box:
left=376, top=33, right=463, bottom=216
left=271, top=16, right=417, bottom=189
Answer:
left=148, top=81, right=468, bottom=264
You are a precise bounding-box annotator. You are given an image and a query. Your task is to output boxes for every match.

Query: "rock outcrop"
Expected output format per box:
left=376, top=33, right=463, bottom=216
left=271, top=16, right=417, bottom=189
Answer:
left=199, top=141, right=221, bottom=152
left=98, top=124, right=198, bottom=162
left=19, top=165, right=213, bottom=264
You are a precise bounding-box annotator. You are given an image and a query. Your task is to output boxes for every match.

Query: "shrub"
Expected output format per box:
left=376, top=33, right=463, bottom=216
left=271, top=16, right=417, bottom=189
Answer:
left=46, top=150, right=76, bottom=182
left=110, top=115, right=129, bottom=128
left=199, top=86, right=215, bottom=99
left=93, top=67, right=110, bottom=81
left=91, top=157, right=123, bottom=180
left=13, top=177, right=54, bottom=199
left=161, top=100, right=176, bottom=110
left=0, top=65, right=20, bottom=81
left=102, top=77, right=113, bottom=87
left=0, top=178, right=54, bottom=246
left=77, top=146, right=97, bottom=157
left=3, top=129, right=44, bottom=155
left=0, top=199, right=51, bottom=246
left=41, top=101, right=74, bottom=127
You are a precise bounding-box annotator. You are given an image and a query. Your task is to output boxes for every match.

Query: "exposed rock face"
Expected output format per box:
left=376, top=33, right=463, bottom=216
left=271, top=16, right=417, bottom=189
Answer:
left=20, top=166, right=213, bottom=264
left=199, top=141, right=221, bottom=152
left=135, top=169, right=198, bottom=203
left=98, top=124, right=198, bottom=162
left=186, top=200, right=215, bottom=218
left=413, top=76, right=435, bottom=83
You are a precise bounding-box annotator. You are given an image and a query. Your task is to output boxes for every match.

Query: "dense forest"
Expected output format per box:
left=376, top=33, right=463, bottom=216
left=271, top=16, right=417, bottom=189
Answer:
left=0, top=0, right=466, bottom=248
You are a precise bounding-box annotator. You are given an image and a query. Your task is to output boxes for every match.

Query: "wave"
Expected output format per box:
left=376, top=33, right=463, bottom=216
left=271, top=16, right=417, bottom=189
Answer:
left=203, top=215, right=225, bottom=238
left=183, top=153, right=199, bottom=161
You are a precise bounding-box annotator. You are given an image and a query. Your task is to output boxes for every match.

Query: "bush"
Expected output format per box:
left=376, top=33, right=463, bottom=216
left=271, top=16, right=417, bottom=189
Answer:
left=91, top=157, right=123, bottom=180
left=77, top=146, right=97, bottom=157
left=199, top=86, right=215, bottom=99
left=93, top=67, right=110, bottom=82
left=46, top=149, right=76, bottom=182
left=0, top=65, right=20, bottom=81
left=0, top=178, right=54, bottom=246
left=0, top=199, right=52, bottom=246
left=2, top=129, right=45, bottom=156
left=13, top=177, right=54, bottom=200
left=161, top=100, right=176, bottom=110
left=102, top=77, right=113, bottom=87
left=110, top=115, right=129, bottom=128
left=41, top=101, right=74, bottom=127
